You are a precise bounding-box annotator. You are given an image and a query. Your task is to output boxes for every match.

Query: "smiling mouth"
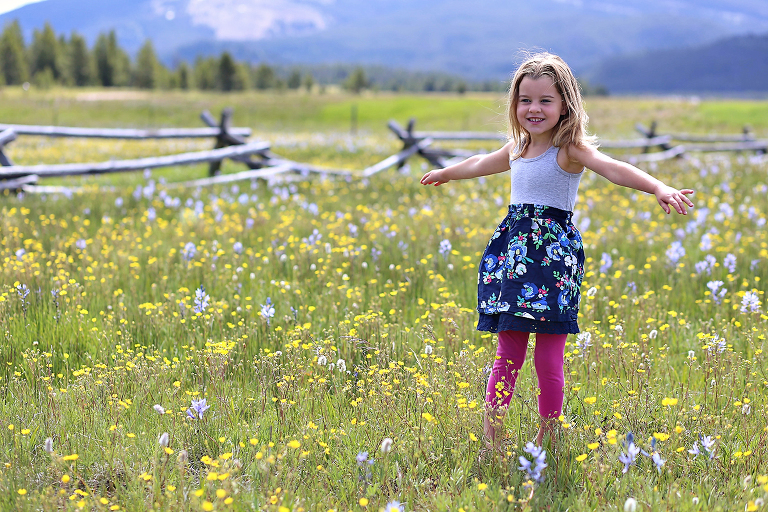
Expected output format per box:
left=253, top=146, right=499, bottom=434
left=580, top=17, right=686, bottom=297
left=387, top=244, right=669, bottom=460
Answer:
left=527, top=118, right=544, bottom=122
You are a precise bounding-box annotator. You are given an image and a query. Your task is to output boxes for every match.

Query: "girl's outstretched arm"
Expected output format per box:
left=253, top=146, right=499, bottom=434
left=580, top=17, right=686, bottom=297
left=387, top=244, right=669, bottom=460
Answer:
left=567, top=144, right=695, bottom=215
left=420, top=141, right=515, bottom=186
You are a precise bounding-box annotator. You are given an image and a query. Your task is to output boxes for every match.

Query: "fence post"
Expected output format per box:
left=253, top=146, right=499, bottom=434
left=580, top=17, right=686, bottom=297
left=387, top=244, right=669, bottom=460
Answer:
left=0, top=128, right=17, bottom=167
left=642, top=121, right=657, bottom=154
left=208, top=108, right=245, bottom=176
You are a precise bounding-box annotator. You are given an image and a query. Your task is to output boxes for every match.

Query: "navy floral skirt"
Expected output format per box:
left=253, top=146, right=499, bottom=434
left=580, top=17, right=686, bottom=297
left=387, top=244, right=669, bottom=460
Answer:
left=477, top=204, right=585, bottom=334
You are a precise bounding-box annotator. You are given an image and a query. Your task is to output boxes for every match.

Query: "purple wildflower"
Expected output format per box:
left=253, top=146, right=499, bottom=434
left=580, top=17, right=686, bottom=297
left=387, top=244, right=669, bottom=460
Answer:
left=186, top=398, right=210, bottom=420
left=193, top=285, right=210, bottom=314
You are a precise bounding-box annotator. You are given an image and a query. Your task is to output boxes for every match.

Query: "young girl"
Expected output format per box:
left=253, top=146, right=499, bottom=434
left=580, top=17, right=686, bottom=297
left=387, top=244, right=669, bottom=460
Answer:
left=420, top=53, right=694, bottom=450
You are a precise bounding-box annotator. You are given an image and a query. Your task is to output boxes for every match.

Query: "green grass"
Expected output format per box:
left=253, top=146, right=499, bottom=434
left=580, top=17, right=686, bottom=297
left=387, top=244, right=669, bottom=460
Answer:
left=0, top=88, right=507, bottom=134
left=693, top=101, right=768, bottom=133
left=0, top=87, right=767, bottom=511
left=2, top=86, right=767, bottom=136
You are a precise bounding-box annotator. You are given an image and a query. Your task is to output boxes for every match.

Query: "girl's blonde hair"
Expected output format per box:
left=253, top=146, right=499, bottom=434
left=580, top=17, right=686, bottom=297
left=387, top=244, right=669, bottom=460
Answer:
left=507, top=52, right=597, bottom=160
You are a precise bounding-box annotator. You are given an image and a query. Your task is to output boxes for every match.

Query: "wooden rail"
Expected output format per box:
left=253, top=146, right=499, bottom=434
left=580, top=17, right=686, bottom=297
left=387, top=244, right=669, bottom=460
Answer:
left=363, top=137, right=433, bottom=177
left=0, top=174, right=37, bottom=191
left=172, top=164, right=295, bottom=188
left=683, top=141, right=768, bottom=152
left=0, top=106, right=352, bottom=192
left=0, top=124, right=252, bottom=139
left=599, top=135, right=672, bottom=149
left=627, top=122, right=766, bottom=161
left=0, top=128, right=17, bottom=146
left=414, top=131, right=504, bottom=141
left=625, top=146, right=687, bottom=164
left=368, top=118, right=767, bottom=172
left=0, top=141, right=270, bottom=179
left=0, top=109, right=256, bottom=184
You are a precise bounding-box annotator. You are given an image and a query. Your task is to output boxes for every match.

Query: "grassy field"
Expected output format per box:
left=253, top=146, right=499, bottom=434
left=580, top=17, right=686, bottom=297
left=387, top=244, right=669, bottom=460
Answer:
left=1, top=87, right=767, bottom=511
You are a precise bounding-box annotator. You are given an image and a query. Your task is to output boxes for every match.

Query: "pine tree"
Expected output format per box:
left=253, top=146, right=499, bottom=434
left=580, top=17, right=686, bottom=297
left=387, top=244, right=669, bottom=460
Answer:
left=57, top=33, right=73, bottom=85
left=176, top=61, right=191, bottom=90
left=253, top=63, right=275, bottom=90
left=30, top=22, right=61, bottom=81
left=218, top=52, right=236, bottom=91
left=193, top=56, right=217, bottom=90
left=234, top=63, right=250, bottom=90
left=94, top=32, right=115, bottom=86
left=69, top=32, right=93, bottom=86
left=94, top=30, right=129, bottom=86
left=303, top=73, right=315, bottom=92
left=287, top=69, right=301, bottom=89
left=115, top=42, right=132, bottom=86
left=135, top=39, right=159, bottom=89
left=344, top=67, right=367, bottom=94
left=0, top=20, right=28, bottom=85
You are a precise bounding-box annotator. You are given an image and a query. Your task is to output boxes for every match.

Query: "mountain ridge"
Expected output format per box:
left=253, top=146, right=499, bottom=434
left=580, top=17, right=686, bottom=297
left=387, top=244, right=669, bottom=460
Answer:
left=587, top=32, right=768, bottom=94
left=2, top=0, right=768, bottom=92
left=2, top=0, right=768, bottom=80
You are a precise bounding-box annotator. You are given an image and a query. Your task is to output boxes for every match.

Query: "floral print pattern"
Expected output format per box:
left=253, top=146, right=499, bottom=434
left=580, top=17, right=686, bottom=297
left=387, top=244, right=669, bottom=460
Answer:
left=477, top=204, right=585, bottom=334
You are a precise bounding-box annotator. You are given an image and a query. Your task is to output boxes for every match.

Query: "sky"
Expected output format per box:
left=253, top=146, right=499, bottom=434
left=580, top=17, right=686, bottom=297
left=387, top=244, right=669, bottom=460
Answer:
left=0, top=0, right=44, bottom=16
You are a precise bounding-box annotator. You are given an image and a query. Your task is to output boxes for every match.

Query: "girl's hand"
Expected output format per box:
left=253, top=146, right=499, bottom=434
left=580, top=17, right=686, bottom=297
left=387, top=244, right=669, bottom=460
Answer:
left=654, top=185, right=694, bottom=215
left=421, top=169, right=449, bottom=186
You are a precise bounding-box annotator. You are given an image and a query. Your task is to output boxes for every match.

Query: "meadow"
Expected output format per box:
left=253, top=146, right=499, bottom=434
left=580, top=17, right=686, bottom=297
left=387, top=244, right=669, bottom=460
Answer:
left=1, top=86, right=767, bottom=511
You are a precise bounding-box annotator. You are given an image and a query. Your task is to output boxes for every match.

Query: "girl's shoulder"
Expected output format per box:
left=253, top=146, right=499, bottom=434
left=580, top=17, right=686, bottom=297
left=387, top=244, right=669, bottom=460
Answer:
left=556, top=143, right=588, bottom=174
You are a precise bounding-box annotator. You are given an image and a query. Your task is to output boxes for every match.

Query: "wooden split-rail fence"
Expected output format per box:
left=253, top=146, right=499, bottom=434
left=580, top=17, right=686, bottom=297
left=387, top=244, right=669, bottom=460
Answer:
left=2, top=112, right=763, bottom=191
left=363, top=118, right=767, bottom=176
left=0, top=108, right=349, bottom=192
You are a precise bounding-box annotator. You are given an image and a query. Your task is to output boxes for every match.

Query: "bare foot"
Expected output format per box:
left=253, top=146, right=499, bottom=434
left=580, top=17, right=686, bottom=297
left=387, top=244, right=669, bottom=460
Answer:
left=483, top=407, right=506, bottom=451
left=536, top=417, right=561, bottom=446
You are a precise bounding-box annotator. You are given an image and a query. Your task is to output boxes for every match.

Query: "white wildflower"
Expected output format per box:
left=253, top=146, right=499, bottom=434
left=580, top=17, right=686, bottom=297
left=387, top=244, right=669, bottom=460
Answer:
left=741, top=291, right=761, bottom=313
left=623, top=497, right=637, bottom=512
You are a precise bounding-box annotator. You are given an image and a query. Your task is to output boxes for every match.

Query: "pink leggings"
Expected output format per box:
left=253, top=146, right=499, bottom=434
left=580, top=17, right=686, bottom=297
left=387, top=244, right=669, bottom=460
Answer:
left=485, top=330, right=567, bottom=419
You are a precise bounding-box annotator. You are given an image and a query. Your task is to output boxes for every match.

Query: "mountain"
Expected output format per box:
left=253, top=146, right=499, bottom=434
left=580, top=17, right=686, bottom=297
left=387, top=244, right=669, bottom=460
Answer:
left=586, top=32, right=768, bottom=94
left=2, top=0, right=768, bottom=81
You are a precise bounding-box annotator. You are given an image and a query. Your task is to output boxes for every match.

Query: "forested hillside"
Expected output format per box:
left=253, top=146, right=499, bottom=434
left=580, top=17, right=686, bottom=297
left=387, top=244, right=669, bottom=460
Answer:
left=2, top=0, right=768, bottom=80
left=0, top=21, right=509, bottom=93
left=2, top=1, right=768, bottom=95
left=587, top=33, right=768, bottom=94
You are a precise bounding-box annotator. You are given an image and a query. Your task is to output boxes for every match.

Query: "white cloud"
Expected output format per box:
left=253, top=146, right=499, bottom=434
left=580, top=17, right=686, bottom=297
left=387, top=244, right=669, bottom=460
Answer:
left=185, top=0, right=332, bottom=41
left=0, top=0, right=47, bottom=16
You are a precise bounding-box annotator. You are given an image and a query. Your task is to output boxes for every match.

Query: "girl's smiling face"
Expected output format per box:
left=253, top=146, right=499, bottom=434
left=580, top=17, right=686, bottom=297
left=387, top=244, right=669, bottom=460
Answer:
left=516, top=75, right=566, bottom=140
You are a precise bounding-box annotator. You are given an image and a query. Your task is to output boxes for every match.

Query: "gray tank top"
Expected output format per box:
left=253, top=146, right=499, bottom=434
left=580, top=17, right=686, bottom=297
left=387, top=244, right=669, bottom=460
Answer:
left=509, top=145, right=583, bottom=212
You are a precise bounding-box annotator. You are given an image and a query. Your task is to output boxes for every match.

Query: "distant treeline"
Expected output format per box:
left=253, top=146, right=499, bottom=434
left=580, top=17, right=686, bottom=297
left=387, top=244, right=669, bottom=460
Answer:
left=0, top=20, right=607, bottom=95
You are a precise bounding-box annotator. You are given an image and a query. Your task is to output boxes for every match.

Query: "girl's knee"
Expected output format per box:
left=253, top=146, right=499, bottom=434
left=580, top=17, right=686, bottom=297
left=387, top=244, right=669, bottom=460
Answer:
left=533, top=360, right=565, bottom=383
